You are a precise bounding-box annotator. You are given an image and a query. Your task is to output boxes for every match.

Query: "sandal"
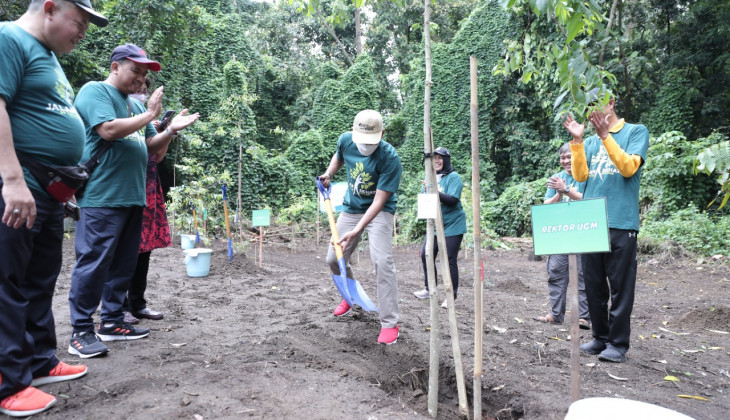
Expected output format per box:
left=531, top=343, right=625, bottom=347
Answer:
left=533, top=314, right=562, bottom=324
left=579, top=318, right=591, bottom=330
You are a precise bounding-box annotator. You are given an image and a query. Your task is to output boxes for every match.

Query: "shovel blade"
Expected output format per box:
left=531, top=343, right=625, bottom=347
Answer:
left=331, top=273, right=353, bottom=305
left=227, top=239, right=233, bottom=261
left=346, top=277, right=378, bottom=312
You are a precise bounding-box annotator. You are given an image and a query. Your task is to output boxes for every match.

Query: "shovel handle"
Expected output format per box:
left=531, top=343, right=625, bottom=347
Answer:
left=315, top=177, right=344, bottom=260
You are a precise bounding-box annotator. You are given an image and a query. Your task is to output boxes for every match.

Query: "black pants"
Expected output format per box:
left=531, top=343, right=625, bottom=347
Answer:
left=421, top=234, right=463, bottom=298
left=124, top=251, right=151, bottom=312
left=581, top=229, right=638, bottom=353
left=0, top=186, right=63, bottom=399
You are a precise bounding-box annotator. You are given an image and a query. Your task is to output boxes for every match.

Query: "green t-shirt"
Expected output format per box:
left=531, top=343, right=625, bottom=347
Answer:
left=582, top=122, right=649, bottom=230
left=0, top=23, right=85, bottom=195
left=544, top=171, right=585, bottom=202
left=335, top=132, right=402, bottom=214
left=438, top=172, right=467, bottom=236
left=74, top=82, right=155, bottom=207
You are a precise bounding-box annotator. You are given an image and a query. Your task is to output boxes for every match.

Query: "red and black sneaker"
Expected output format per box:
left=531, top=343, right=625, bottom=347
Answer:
left=97, top=322, right=150, bottom=341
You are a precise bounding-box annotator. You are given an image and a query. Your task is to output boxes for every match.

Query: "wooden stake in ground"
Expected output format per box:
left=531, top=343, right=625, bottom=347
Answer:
left=470, top=55, right=484, bottom=419
left=422, top=0, right=439, bottom=414
left=259, top=227, right=264, bottom=268
left=568, top=254, right=581, bottom=402
left=433, top=197, right=470, bottom=418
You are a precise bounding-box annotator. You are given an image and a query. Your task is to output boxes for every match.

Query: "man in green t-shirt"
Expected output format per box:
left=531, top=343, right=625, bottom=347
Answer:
left=0, top=1, right=107, bottom=416
left=564, top=89, right=649, bottom=363
left=68, top=44, right=198, bottom=359
left=319, top=110, right=403, bottom=345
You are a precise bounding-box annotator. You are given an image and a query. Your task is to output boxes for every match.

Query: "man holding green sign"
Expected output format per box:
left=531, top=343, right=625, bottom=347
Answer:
left=563, top=89, right=649, bottom=363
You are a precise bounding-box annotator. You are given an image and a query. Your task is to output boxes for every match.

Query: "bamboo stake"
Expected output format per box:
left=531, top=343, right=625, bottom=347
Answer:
left=569, top=254, right=581, bottom=402
left=470, top=55, right=483, bottom=419
left=258, top=227, right=264, bottom=268
left=434, top=196, right=469, bottom=418
left=422, top=1, right=439, bottom=416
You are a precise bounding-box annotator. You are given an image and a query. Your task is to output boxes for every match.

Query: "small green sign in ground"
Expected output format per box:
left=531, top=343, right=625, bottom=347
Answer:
left=531, top=198, right=610, bottom=256
left=252, top=209, right=271, bottom=227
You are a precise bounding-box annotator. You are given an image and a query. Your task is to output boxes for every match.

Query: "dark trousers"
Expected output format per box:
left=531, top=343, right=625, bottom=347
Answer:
left=581, top=229, right=638, bottom=353
left=69, top=207, right=143, bottom=332
left=124, top=251, right=151, bottom=312
left=421, top=234, right=463, bottom=298
left=0, top=186, right=63, bottom=399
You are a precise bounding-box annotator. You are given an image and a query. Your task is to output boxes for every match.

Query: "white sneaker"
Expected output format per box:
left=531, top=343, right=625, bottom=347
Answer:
left=413, top=289, right=429, bottom=299
left=440, top=300, right=448, bottom=309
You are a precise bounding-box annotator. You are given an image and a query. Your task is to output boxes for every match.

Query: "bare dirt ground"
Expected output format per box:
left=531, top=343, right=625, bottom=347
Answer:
left=18, top=233, right=730, bottom=419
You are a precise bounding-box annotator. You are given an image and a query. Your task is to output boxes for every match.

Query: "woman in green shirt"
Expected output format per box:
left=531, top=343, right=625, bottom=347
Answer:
left=414, top=147, right=467, bottom=308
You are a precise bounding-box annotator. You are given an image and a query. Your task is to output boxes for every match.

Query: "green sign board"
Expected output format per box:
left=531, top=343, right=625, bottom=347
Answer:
left=252, top=209, right=271, bottom=227
left=531, top=198, right=611, bottom=256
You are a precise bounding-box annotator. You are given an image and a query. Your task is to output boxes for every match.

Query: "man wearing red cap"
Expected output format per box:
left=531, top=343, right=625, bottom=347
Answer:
left=0, top=0, right=107, bottom=416
left=67, top=43, right=198, bottom=358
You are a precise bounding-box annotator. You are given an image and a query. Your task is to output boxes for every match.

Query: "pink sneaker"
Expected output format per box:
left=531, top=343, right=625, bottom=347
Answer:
left=0, top=386, right=56, bottom=417
left=333, top=299, right=351, bottom=317
left=377, top=325, right=399, bottom=345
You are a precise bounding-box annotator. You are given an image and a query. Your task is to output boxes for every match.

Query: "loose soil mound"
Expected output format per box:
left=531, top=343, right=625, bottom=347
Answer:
left=30, top=235, right=730, bottom=419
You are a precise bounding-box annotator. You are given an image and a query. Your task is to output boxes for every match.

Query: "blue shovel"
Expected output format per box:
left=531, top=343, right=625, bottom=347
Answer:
left=315, top=177, right=378, bottom=312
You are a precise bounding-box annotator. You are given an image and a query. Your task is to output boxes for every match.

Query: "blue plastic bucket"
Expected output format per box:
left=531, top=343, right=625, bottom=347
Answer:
left=180, top=234, right=195, bottom=250
left=183, top=248, right=212, bottom=277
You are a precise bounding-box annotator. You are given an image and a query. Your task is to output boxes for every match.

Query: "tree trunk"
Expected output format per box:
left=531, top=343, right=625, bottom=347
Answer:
left=314, top=7, right=353, bottom=65
left=355, top=6, right=362, bottom=55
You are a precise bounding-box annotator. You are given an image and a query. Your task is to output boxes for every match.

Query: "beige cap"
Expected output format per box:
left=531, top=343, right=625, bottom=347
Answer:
left=352, top=109, right=384, bottom=144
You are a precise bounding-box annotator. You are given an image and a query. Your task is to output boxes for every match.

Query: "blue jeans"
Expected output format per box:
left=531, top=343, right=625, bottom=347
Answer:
left=69, top=207, right=143, bottom=332
left=0, top=185, right=63, bottom=399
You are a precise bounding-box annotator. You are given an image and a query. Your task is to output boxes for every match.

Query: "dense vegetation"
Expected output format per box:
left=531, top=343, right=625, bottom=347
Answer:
left=3, top=0, right=728, bottom=257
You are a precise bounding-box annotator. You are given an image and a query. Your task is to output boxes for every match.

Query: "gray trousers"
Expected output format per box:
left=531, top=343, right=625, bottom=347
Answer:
left=326, top=211, right=399, bottom=328
left=546, top=254, right=590, bottom=323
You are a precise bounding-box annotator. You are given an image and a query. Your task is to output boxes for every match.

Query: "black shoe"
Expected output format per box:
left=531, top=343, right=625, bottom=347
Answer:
left=579, top=339, right=606, bottom=355
left=97, top=322, right=150, bottom=341
left=68, top=331, right=109, bottom=359
left=598, top=346, right=627, bottom=363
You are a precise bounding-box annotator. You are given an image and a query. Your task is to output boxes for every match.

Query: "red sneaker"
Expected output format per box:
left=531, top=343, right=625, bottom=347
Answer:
left=0, top=386, right=56, bottom=417
left=31, top=361, right=88, bottom=387
left=333, top=299, right=351, bottom=317
left=377, top=325, right=400, bottom=345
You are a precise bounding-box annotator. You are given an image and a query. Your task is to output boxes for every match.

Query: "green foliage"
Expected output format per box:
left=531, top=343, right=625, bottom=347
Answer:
left=646, top=69, right=697, bottom=138
left=310, top=55, right=380, bottom=144
left=284, top=129, right=332, bottom=181
left=640, top=131, right=721, bottom=219
left=694, top=135, right=730, bottom=209
left=167, top=157, right=232, bottom=237
left=482, top=178, right=546, bottom=237
left=496, top=0, right=618, bottom=119
left=639, top=206, right=730, bottom=257
left=276, top=195, right=318, bottom=224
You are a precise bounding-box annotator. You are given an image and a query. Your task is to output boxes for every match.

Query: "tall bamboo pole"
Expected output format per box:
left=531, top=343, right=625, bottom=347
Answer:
left=433, top=197, right=470, bottom=417
left=470, top=56, right=483, bottom=419
left=569, top=254, right=581, bottom=402
left=423, top=0, right=439, bottom=416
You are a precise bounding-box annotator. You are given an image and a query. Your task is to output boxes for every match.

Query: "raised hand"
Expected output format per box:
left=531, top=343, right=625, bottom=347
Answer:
left=589, top=110, right=611, bottom=140
left=563, top=113, right=585, bottom=143
left=168, top=109, right=200, bottom=133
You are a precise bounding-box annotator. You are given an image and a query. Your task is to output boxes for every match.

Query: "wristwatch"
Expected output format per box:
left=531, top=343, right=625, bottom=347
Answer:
left=563, top=185, right=571, bottom=194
